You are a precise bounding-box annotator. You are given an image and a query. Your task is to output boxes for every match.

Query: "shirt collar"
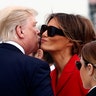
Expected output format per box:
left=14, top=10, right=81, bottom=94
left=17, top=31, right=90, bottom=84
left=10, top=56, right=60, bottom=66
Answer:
left=88, top=85, right=96, bottom=93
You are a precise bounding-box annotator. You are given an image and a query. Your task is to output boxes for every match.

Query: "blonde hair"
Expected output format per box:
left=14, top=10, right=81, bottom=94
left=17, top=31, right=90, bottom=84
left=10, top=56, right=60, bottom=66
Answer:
left=0, top=6, right=38, bottom=42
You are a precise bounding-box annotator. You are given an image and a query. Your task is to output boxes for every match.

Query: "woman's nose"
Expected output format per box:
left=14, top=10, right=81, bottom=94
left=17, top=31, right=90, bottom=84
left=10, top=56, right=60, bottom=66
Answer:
left=41, top=31, right=47, bottom=37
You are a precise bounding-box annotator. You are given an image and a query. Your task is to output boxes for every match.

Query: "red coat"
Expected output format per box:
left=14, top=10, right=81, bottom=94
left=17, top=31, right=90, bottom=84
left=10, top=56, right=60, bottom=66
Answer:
left=50, top=54, right=89, bottom=96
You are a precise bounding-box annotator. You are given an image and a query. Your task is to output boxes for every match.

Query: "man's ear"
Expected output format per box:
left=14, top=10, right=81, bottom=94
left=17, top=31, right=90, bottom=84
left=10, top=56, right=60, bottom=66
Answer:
left=15, top=25, right=24, bottom=38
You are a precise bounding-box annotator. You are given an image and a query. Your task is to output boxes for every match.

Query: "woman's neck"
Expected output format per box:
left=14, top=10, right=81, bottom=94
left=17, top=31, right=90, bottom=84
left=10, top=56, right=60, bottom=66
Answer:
left=50, top=50, right=72, bottom=78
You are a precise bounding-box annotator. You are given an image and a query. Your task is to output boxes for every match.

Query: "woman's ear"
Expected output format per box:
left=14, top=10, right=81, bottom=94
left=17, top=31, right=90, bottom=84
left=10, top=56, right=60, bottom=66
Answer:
left=15, top=25, right=24, bottom=38
left=66, top=39, right=74, bottom=47
left=87, top=63, right=94, bottom=76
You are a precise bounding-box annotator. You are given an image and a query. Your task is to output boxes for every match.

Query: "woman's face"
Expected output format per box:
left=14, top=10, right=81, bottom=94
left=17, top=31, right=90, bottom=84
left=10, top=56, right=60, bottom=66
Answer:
left=40, top=18, right=72, bottom=52
left=80, top=57, right=91, bottom=89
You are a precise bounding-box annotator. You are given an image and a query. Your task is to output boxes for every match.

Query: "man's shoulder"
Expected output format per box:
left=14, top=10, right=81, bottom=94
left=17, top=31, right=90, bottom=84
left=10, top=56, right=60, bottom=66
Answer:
left=24, top=55, right=49, bottom=68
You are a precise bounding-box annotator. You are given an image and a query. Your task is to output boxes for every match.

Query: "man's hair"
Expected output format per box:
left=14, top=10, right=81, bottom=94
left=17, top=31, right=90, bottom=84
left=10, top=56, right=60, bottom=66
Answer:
left=0, top=6, right=38, bottom=42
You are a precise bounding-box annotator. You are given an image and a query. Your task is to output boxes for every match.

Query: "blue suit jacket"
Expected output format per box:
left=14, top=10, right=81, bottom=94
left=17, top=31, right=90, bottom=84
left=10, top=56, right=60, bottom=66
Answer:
left=0, top=43, right=54, bottom=96
left=87, top=87, right=96, bottom=96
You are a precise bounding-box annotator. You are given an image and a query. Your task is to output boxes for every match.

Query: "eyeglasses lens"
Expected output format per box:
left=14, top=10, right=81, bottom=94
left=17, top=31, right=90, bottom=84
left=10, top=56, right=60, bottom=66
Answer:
left=47, top=26, right=57, bottom=37
left=40, top=25, right=64, bottom=37
left=76, top=61, right=82, bottom=70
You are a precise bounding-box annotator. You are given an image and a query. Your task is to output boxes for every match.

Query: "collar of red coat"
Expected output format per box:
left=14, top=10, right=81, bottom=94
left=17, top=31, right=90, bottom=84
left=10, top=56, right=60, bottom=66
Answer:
left=50, top=54, right=80, bottom=96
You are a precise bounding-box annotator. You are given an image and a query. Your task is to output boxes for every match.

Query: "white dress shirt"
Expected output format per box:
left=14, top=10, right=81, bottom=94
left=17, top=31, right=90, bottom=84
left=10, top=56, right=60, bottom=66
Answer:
left=5, top=41, right=25, bottom=54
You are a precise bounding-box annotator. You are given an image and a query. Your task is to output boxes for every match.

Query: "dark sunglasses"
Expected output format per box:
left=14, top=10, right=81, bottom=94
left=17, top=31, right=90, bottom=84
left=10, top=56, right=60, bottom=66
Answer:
left=76, top=60, right=96, bottom=70
left=76, top=61, right=82, bottom=70
left=40, top=24, right=64, bottom=37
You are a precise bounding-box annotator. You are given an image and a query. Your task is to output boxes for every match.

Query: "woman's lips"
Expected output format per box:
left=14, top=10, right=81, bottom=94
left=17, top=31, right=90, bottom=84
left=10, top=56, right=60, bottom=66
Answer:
left=41, top=38, right=47, bottom=43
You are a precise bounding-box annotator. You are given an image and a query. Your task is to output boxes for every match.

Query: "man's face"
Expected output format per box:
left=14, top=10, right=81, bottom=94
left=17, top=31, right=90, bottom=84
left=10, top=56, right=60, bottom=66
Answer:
left=22, top=16, right=39, bottom=54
